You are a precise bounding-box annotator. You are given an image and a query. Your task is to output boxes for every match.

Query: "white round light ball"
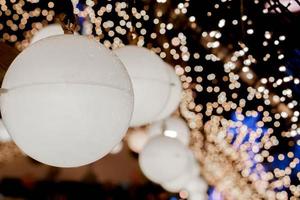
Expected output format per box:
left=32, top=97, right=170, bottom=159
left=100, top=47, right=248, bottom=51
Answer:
left=1, top=35, right=134, bottom=167
left=188, top=191, right=207, bottom=200
left=155, top=64, right=182, bottom=121
left=162, top=169, right=192, bottom=193
left=147, top=116, right=190, bottom=145
left=127, top=129, right=149, bottom=153
left=161, top=150, right=200, bottom=192
left=139, top=135, right=190, bottom=184
left=31, top=24, right=64, bottom=44
left=114, top=46, right=182, bottom=127
left=0, top=119, right=11, bottom=142
left=110, top=141, right=123, bottom=154
left=185, top=177, right=208, bottom=193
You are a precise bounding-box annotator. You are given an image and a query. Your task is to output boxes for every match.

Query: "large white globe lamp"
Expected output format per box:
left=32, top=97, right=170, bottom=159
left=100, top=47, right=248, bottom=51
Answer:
left=114, top=45, right=182, bottom=127
left=139, top=135, right=190, bottom=184
left=31, top=24, right=64, bottom=44
left=0, top=35, right=134, bottom=167
left=147, top=116, right=190, bottom=146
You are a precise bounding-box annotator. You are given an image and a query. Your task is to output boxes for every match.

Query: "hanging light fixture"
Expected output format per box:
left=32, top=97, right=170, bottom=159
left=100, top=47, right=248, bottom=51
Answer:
left=0, top=35, right=134, bottom=167
left=127, top=129, right=149, bottom=153
left=139, top=135, right=190, bottom=183
left=161, top=151, right=200, bottom=193
left=114, top=45, right=182, bottom=127
left=155, top=64, right=182, bottom=121
left=147, top=116, right=190, bottom=146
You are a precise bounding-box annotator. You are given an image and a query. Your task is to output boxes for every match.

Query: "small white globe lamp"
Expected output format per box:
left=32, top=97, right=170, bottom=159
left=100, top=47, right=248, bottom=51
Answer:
left=0, top=35, right=134, bottom=167
left=114, top=45, right=182, bottom=127
left=127, top=129, right=149, bottom=153
left=139, top=135, right=190, bottom=184
left=110, top=142, right=124, bottom=154
left=147, top=116, right=190, bottom=146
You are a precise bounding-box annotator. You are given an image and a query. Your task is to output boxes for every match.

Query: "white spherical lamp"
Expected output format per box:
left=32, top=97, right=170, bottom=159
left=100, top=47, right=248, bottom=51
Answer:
left=188, top=191, right=207, bottom=200
left=114, top=45, right=182, bottom=127
left=110, top=141, right=123, bottom=154
left=0, top=119, right=11, bottom=142
left=161, top=150, right=200, bottom=192
left=185, top=177, right=208, bottom=193
left=147, top=116, right=190, bottom=145
left=155, top=64, right=182, bottom=121
left=0, top=35, right=134, bottom=167
left=139, top=135, right=190, bottom=184
left=31, top=24, right=64, bottom=44
left=127, top=129, right=149, bottom=153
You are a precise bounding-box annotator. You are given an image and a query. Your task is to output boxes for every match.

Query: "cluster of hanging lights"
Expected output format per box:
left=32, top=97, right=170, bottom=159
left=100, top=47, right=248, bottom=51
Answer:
left=0, top=21, right=182, bottom=167
left=0, top=7, right=206, bottom=197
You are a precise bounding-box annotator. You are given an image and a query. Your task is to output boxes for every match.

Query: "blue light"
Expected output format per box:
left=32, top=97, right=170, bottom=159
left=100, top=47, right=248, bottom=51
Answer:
left=208, top=187, right=223, bottom=200
left=75, top=3, right=85, bottom=33
left=229, top=112, right=267, bottom=145
left=229, top=112, right=268, bottom=175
